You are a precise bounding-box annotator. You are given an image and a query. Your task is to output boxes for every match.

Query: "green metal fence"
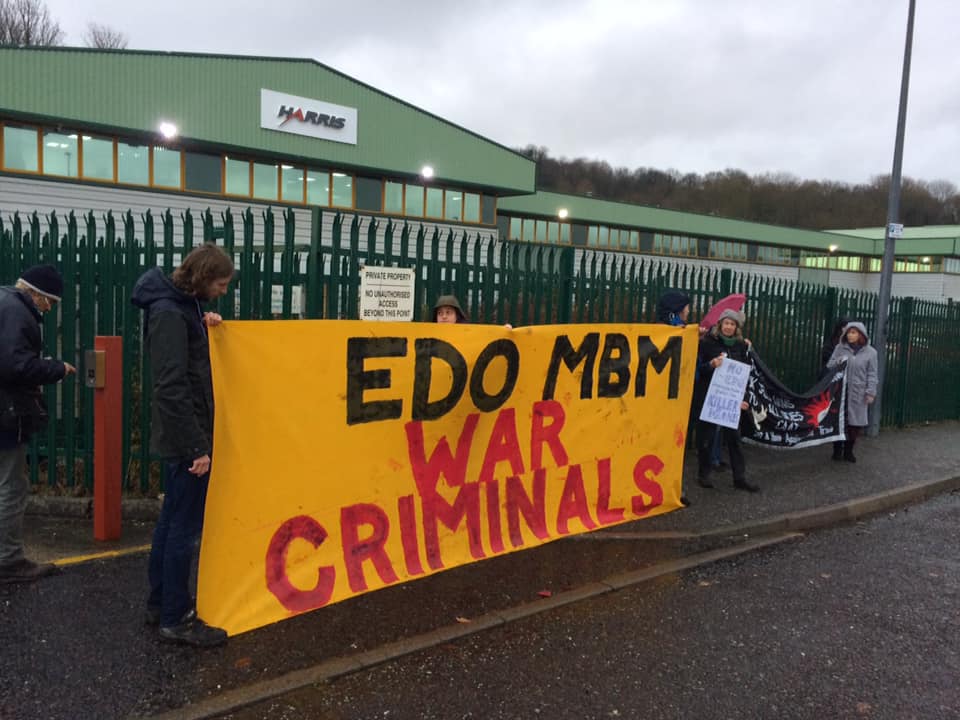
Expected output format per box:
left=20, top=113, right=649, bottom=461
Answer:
left=2, top=207, right=958, bottom=494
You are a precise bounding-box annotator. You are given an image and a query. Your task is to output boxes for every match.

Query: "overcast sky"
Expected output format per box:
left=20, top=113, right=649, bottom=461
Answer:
left=45, top=0, right=960, bottom=188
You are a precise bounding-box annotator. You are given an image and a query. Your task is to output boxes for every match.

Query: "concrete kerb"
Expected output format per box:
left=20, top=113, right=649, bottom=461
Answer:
left=696, top=474, right=960, bottom=541
left=143, top=533, right=803, bottom=720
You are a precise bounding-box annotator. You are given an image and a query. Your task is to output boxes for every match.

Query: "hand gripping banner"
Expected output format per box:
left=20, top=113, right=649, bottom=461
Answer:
left=198, top=321, right=698, bottom=635
left=742, top=353, right=847, bottom=449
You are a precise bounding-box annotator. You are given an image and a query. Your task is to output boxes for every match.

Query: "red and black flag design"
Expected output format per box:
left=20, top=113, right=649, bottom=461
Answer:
left=742, top=353, right=846, bottom=449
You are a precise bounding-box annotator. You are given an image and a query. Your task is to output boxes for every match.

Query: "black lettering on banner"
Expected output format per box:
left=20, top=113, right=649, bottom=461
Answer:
left=346, top=337, right=406, bottom=425
left=316, top=114, right=331, bottom=126
left=541, top=333, right=600, bottom=400
left=469, top=339, right=520, bottom=412
left=412, top=339, right=468, bottom=421
left=635, top=336, right=683, bottom=399
left=597, top=333, right=631, bottom=398
left=304, top=110, right=318, bottom=124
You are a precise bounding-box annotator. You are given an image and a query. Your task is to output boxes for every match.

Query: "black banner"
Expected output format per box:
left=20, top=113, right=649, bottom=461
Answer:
left=742, top=353, right=846, bottom=449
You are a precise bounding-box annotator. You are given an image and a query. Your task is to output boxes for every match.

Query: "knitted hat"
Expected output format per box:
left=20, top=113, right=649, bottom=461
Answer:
left=432, top=294, right=466, bottom=322
left=717, top=308, right=745, bottom=328
left=19, top=264, right=64, bottom=302
left=656, top=290, right=691, bottom=323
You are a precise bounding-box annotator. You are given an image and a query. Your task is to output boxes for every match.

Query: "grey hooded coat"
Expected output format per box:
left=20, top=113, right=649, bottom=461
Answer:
left=827, top=321, right=878, bottom=427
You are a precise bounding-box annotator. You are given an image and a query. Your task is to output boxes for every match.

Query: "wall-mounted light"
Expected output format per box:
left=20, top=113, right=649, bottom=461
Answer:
left=828, top=244, right=839, bottom=253
left=158, top=121, right=178, bottom=139
left=420, top=165, right=434, bottom=180
left=558, top=208, right=569, bottom=219
left=922, top=256, right=931, bottom=263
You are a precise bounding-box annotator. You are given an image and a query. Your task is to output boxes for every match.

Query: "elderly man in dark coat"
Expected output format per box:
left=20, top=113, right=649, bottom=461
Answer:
left=0, top=264, right=76, bottom=583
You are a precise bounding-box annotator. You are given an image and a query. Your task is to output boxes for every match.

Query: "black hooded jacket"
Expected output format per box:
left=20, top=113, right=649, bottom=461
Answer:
left=131, top=268, right=214, bottom=462
left=0, top=286, right=66, bottom=443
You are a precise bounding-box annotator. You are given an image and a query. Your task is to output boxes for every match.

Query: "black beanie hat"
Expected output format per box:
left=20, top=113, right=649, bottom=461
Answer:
left=19, top=264, right=64, bottom=301
left=656, top=290, right=691, bottom=322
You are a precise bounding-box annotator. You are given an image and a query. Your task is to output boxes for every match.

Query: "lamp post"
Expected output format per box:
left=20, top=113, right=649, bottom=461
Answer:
left=869, top=0, right=915, bottom=437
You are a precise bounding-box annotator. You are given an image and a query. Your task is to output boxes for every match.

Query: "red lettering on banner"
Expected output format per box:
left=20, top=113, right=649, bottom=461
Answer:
left=485, top=479, right=505, bottom=553
left=265, top=515, right=335, bottom=613
left=421, top=482, right=484, bottom=570
left=340, top=503, right=399, bottom=592
left=556, top=463, right=597, bottom=535
left=397, top=494, right=424, bottom=576
left=506, top=470, right=549, bottom=547
left=595, top=457, right=625, bottom=524
left=478, top=408, right=525, bottom=483
left=405, top=414, right=479, bottom=492
left=530, top=400, right=569, bottom=470
left=631, top=454, right=665, bottom=516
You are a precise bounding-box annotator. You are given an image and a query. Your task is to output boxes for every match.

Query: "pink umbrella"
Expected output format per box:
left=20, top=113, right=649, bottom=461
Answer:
left=699, top=293, right=747, bottom=331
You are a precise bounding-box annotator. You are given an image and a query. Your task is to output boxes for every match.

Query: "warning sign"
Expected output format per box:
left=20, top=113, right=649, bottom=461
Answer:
left=359, top=267, right=416, bottom=321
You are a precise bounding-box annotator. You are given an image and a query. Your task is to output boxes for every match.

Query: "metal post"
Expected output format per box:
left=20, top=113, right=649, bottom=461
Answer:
left=92, top=336, right=123, bottom=541
left=869, top=0, right=915, bottom=437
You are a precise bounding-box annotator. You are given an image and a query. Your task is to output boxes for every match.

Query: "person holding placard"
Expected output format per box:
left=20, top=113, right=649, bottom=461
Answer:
left=694, top=309, right=759, bottom=493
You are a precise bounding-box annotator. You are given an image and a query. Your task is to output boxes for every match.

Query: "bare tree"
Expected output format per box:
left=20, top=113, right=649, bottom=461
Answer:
left=0, top=0, right=63, bottom=46
left=83, top=21, right=128, bottom=49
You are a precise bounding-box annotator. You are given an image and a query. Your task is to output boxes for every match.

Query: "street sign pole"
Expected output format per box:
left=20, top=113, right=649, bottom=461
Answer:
left=869, top=0, right=916, bottom=437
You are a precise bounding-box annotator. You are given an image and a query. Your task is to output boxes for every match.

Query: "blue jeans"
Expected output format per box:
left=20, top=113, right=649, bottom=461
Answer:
left=147, top=461, right=209, bottom=627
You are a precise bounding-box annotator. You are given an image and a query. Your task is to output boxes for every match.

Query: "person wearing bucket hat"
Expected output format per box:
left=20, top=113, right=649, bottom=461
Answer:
left=693, top=308, right=759, bottom=493
left=432, top=295, right=468, bottom=324
left=0, top=264, right=77, bottom=584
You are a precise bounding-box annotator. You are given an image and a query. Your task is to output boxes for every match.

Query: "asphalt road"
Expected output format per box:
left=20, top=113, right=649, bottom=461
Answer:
left=222, top=492, right=960, bottom=720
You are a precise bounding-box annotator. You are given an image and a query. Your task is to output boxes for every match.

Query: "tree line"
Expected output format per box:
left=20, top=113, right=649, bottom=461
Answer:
left=519, top=145, right=960, bottom=231
left=0, top=0, right=126, bottom=48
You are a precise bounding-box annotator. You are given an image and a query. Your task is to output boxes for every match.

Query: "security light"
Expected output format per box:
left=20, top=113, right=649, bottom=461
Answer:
left=420, top=165, right=434, bottom=179
left=558, top=208, right=569, bottom=219
left=158, top=122, right=178, bottom=139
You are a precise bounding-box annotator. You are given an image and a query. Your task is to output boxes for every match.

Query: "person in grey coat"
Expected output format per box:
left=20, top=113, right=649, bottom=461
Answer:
left=827, top=321, right=878, bottom=462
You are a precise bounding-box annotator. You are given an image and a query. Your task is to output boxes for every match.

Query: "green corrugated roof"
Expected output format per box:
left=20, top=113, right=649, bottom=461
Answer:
left=499, top=191, right=875, bottom=254
left=829, top=226, right=960, bottom=256
left=0, top=47, right=535, bottom=194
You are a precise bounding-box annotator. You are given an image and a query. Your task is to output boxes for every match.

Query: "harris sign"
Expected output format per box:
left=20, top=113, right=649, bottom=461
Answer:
left=260, top=88, right=358, bottom=145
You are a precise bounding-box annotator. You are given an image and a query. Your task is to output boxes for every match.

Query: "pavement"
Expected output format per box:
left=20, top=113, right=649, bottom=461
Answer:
left=24, top=420, right=960, bottom=563
left=6, top=420, right=960, bottom=720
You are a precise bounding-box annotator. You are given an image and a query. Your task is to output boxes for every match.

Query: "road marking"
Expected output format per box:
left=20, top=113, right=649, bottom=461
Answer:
left=54, top=544, right=151, bottom=566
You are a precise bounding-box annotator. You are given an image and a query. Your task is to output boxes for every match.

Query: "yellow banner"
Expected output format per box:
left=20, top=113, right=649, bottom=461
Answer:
left=198, top=321, right=697, bottom=635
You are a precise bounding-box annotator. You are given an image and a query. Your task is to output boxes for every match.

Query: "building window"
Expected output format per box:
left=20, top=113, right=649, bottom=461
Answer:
left=384, top=181, right=403, bottom=214
left=425, top=187, right=443, bottom=218
left=306, top=170, right=330, bottom=206
left=405, top=184, right=424, bottom=217
left=508, top=217, right=521, bottom=240
left=445, top=190, right=462, bottom=221
left=117, top=141, right=148, bottom=185
left=81, top=135, right=114, bottom=181
left=252, top=161, right=278, bottom=201
left=709, top=239, right=747, bottom=261
left=281, top=165, right=304, bottom=203
left=184, top=152, right=222, bottom=194
left=153, top=146, right=181, bottom=188
left=332, top=173, right=352, bottom=207
left=463, top=192, right=481, bottom=223
left=42, top=130, right=78, bottom=177
left=3, top=125, right=38, bottom=172
left=225, top=157, right=250, bottom=196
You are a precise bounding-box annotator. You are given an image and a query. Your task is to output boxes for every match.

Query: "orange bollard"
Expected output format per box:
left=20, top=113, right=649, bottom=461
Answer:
left=93, top=336, right=123, bottom=541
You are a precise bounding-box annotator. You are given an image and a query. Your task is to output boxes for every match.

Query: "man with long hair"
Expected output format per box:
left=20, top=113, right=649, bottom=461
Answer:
left=131, top=244, right=234, bottom=647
